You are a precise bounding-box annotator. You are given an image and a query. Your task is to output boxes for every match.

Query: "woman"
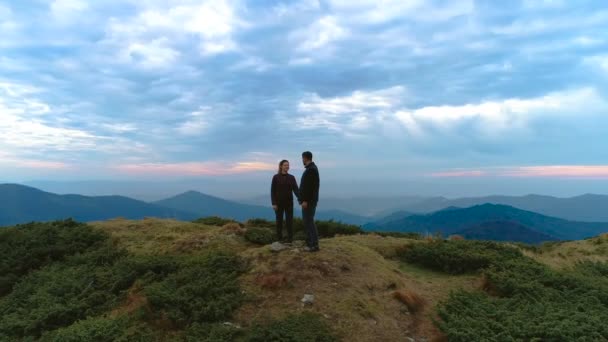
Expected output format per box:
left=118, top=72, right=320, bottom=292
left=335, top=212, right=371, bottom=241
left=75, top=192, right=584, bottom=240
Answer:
left=270, top=160, right=299, bottom=243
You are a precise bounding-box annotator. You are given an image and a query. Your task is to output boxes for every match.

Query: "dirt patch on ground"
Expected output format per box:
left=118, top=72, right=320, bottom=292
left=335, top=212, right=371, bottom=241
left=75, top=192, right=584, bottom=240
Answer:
left=235, top=236, right=476, bottom=341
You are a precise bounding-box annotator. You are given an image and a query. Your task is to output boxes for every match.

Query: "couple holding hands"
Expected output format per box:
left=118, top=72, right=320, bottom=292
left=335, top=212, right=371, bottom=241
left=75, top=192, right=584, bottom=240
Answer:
left=270, top=151, right=320, bottom=252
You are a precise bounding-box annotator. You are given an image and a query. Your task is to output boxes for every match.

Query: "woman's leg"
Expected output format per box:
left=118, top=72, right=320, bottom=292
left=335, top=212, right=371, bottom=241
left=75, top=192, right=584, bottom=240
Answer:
left=285, top=204, right=294, bottom=243
left=275, top=204, right=285, bottom=241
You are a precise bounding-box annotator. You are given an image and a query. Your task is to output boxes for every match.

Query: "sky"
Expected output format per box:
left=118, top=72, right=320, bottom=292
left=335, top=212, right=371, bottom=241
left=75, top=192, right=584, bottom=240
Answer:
left=1, top=0, right=608, bottom=198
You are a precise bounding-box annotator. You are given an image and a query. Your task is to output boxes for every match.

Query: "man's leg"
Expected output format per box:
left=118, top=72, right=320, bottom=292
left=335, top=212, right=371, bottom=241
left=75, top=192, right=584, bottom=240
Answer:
left=308, top=203, right=320, bottom=249
left=275, top=204, right=285, bottom=242
left=302, top=206, right=312, bottom=247
left=285, top=204, right=294, bottom=243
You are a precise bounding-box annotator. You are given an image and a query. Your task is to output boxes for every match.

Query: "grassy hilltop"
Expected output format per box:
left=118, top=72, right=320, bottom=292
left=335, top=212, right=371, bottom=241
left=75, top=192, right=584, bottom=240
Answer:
left=1, top=217, right=607, bottom=341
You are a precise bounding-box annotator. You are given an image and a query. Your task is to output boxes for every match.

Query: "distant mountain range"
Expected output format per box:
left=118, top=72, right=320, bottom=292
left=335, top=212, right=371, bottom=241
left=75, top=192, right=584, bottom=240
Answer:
left=0, top=184, right=369, bottom=227
left=364, top=203, right=608, bottom=241
left=0, top=184, right=196, bottom=226
left=383, top=194, right=608, bottom=222
left=2, top=183, right=607, bottom=243
left=456, top=221, right=557, bottom=244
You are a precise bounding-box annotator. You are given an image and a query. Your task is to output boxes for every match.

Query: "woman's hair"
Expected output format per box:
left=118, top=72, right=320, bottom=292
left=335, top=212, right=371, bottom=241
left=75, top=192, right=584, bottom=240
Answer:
left=278, top=160, right=289, bottom=174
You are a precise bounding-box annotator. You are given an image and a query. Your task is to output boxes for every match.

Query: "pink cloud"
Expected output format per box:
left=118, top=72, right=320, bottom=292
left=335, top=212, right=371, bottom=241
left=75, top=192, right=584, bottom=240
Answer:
left=430, top=170, right=487, bottom=177
left=0, top=154, right=71, bottom=170
left=114, top=161, right=276, bottom=176
left=430, top=165, right=608, bottom=178
left=502, top=165, right=608, bottom=178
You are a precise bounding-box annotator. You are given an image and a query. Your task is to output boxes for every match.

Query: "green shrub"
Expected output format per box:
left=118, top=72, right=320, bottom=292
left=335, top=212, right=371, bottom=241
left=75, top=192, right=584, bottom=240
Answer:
left=398, top=240, right=523, bottom=274
left=0, top=219, right=109, bottom=296
left=193, top=216, right=240, bottom=227
left=315, top=220, right=363, bottom=237
left=372, top=231, right=423, bottom=239
left=433, top=243, right=608, bottom=341
left=292, top=218, right=363, bottom=238
left=245, top=228, right=275, bottom=245
left=145, top=253, right=245, bottom=328
left=247, top=313, right=337, bottom=342
left=40, top=315, right=158, bottom=342
left=246, top=218, right=275, bottom=228
left=183, top=323, right=243, bottom=342
left=0, top=241, right=136, bottom=339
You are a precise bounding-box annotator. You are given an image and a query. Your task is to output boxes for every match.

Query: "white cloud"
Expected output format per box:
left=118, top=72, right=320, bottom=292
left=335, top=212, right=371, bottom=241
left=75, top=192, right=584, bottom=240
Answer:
left=273, top=0, right=320, bottom=17
left=101, top=123, right=138, bottom=133
left=326, top=0, right=472, bottom=24
left=291, top=16, right=348, bottom=51
left=395, top=88, right=607, bottom=136
left=103, top=0, right=244, bottom=62
left=0, top=80, right=143, bottom=154
left=176, top=106, right=211, bottom=135
left=295, top=86, right=407, bottom=131
left=585, top=55, right=608, bottom=73
left=51, top=0, right=88, bottom=16
left=124, top=38, right=180, bottom=68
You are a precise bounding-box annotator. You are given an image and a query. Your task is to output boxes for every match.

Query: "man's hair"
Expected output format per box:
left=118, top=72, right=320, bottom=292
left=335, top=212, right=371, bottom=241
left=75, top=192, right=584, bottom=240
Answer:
left=302, top=151, right=313, bottom=160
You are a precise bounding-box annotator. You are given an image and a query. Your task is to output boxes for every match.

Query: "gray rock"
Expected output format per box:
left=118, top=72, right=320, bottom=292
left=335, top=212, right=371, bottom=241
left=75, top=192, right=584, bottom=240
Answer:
left=270, top=242, right=289, bottom=252
left=301, top=294, right=315, bottom=305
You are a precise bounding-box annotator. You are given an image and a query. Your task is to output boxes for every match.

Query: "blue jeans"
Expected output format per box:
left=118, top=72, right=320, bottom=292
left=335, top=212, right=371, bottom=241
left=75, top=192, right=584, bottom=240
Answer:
left=302, top=203, right=319, bottom=248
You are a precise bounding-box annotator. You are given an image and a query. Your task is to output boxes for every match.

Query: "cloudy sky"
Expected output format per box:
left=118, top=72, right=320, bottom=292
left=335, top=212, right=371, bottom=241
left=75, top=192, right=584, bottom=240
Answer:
left=1, top=0, right=608, bottom=198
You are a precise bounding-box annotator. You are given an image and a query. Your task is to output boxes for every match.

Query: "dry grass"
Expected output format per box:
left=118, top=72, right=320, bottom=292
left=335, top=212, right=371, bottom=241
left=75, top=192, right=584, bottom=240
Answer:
left=256, top=273, right=289, bottom=290
left=91, top=218, right=249, bottom=255
left=235, top=235, right=478, bottom=342
left=393, top=290, right=426, bottom=314
left=448, top=234, right=464, bottom=241
left=524, top=236, right=608, bottom=269
left=91, top=218, right=489, bottom=341
left=221, top=222, right=246, bottom=235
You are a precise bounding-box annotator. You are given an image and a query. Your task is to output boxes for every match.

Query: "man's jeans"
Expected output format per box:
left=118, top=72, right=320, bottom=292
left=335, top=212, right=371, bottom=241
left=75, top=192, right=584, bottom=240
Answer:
left=302, top=203, right=319, bottom=248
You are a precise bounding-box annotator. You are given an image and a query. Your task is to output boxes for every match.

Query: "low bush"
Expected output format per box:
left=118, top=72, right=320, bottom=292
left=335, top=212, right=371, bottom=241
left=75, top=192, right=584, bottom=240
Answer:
left=247, top=313, right=337, bottom=342
left=372, top=231, right=423, bottom=240
left=245, top=218, right=275, bottom=228
left=0, top=220, right=249, bottom=341
left=398, top=240, right=523, bottom=274
left=245, top=227, right=275, bottom=245
left=421, top=241, right=608, bottom=341
left=40, top=314, right=158, bottom=342
left=193, top=216, right=240, bottom=226
left=0, top=219, right=109, bottom=296
left=315, top=220, right=363, bottom=237
left=183, top=322, right=243, bottom=342
left=145, top=253, right=245, bottom=328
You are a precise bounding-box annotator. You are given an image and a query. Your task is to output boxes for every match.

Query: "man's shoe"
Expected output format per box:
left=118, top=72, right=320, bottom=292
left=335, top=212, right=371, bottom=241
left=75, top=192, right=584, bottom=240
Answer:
left=304, top=246, right=320, bottom=252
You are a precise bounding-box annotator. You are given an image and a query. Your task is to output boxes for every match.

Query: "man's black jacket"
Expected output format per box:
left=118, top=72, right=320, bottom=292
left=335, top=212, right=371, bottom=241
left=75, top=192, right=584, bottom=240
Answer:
left=299, top=162, right=319, bottom=204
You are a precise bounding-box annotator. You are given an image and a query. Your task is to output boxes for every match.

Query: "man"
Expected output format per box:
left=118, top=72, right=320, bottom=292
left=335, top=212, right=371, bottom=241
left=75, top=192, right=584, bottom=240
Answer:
left=299, top=151, right=320, bottom=252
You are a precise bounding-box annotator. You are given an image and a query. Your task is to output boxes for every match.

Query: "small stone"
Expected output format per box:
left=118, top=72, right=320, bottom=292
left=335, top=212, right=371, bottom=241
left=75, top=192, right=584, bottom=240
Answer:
left=301, top=294, right=315, bottom=305
left=270, top=242, right=289, bottom=252
left=406, top=338, right=415, bottom=342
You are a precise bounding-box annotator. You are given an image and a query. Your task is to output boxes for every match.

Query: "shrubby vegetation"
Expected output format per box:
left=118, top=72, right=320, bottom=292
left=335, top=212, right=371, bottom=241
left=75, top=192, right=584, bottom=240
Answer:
left=245, top=227, right=276, bottom=245
left=373, top=231, right=423, bottom=239
left=0, top=220, right=247, bottom=341
left=193, top=216, right=240, bottom=227
left=145, top=253, right=245, bottom=327
left=247, top=313, right=337, bottom=342
left=398, top=240, right=523, bottom=274
left=0, top=219, right=108, bottom=296
left=400, top=239, right=608, bottom=341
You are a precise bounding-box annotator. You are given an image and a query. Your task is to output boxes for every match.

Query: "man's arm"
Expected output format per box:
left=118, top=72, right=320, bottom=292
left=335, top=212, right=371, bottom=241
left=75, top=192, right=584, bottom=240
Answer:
left=291, top=176, right=300, bottom=202
left=299, top=170, right=311, bottom=203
